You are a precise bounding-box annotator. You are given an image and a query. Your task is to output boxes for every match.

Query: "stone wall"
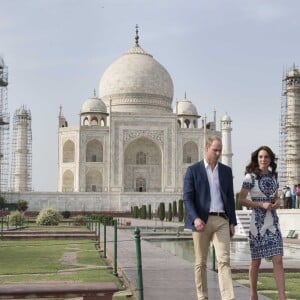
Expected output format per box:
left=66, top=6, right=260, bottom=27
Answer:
left=3, top=191, right=182, bottom=213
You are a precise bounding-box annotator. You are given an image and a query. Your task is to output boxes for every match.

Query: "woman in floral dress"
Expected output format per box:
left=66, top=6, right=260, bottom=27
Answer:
left=239, top=145, right=286, bottom=300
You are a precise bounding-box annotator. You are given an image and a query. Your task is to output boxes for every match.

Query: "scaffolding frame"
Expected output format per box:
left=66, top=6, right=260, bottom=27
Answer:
left=279, top=72, right=287, bottom=189
left=279, top=65, right=300, bottom=189
left=0, top=58, right=9, bottom=194
left=10, top=106, right=32, bottom=192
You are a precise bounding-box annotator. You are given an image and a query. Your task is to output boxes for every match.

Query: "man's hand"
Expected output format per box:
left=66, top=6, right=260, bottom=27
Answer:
left=194, top=218, right=206, bottom=232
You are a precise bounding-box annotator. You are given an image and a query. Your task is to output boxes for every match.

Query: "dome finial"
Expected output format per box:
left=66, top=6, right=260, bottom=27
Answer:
left=135, top=24, right=140, bottom=47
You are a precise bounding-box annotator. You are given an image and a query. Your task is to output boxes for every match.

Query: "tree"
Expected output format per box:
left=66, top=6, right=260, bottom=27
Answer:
left=133, top=206, right=139, bottom=218
left=140, top=205, right=147, bottom=219
left=36, top=208, right=62, bottom=226
left=9, top=210, right=25, bottom=226
left=168, top=203, right=173, bottom=221
left=147, top=204, right=152, bottom=219
left=178, top=199, right=184, bottom=222
left=158, top=202, right=165, bottom=222
left=172, top=200, right=178, bottom=217
left=16, top=200, right=28, bottom=212
left=0, top=196, right=5, bottom=210
left=235, top=192, right=242, bottom=210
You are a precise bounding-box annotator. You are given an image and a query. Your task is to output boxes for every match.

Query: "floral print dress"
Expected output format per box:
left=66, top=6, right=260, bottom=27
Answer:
left=242, top=172, right=283, bottom=259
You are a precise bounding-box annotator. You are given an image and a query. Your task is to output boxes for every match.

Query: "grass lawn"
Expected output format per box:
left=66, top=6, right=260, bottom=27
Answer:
left=0, top=225, right=130, bottom=299
left=232, top=272, right=300, bottom=300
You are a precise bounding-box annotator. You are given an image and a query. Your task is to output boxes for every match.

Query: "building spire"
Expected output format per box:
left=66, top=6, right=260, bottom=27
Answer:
left=59, top=105, right=62, bottom=117
left=135, top=24, right=140, bottom=47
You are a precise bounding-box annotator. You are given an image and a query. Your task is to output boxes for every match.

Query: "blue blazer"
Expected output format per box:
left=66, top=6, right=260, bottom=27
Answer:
left=183, top=160, right=237, bottom=230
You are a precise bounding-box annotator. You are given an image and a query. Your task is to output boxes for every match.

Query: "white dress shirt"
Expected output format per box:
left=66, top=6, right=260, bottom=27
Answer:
left=204, top=159, right=224, bottom=213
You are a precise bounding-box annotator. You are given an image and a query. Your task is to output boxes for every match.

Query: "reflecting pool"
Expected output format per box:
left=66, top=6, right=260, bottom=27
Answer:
left=150, top=239, right=300, bottom=265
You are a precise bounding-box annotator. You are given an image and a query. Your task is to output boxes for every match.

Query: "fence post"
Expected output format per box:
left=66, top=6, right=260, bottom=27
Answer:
left=212, top=244, right=216, bottom=271
left=0, top=217, right=3, bottom=240
left=113, top=220, right=118, bottom=276
left=86, top=217, right=89, bottom=230
left=103, top=218, right=107, bottom=258
left=98, top=220, right=101, bottom=249
left=134, top=227, right=144, bottom=300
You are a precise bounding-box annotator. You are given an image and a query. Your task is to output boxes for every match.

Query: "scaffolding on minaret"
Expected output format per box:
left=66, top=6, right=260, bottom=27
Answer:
left=10, top=106, right=32, bottom=192
left=0, top=57, right=9, bottom=194
left=279, top=65, right=300, bottom=189
left=278, top=70, right=287, bottom=189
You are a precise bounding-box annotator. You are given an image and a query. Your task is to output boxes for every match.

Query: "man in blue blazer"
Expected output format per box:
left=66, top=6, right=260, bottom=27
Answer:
left=183, top=135, right=237, bottom=300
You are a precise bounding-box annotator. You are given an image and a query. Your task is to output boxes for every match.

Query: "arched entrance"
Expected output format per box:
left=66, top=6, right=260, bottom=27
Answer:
left=124, top=137, right=162, bottom=192
left=85, top=170, right=103, bottom=192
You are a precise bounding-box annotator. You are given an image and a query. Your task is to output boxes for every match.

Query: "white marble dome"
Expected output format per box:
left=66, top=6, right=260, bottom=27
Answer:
left=99, top=42, right=174, bottom=113
left=175, top=97, right=198, bottom=116
left=81, top=96, right=107, bottom=114
left=221, top=113, right=231, bottom=122
left=288, top=68, right=300, bottom=77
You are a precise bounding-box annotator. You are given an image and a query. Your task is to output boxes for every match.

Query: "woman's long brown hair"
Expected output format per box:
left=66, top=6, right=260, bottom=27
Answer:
left=245, top=145, right=277, bottom=179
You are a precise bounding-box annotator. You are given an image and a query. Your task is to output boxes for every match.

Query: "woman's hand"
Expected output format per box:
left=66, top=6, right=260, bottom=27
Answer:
left=271, top=197, right=281, bottom=210
left=261, top=202, right=273, bottom=210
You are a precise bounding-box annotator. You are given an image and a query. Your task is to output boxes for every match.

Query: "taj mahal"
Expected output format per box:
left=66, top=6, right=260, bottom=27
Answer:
left=3, top=27, right=233, bottom=212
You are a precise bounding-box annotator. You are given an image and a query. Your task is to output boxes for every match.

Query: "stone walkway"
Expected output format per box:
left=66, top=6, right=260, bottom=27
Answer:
left=103, top=219, right=272, bottom=300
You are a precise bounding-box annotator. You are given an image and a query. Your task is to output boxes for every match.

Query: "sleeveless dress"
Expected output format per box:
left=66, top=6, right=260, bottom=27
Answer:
left=242, top=172, right=283, bottom=259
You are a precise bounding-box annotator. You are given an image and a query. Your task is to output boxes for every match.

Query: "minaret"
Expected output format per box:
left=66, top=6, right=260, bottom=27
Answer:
left=282, top=66, right=300, bottom=187
left=10, top=106, right=32, bottom=192
left=221, top=113, right=233, bottom=168
left=0, top=57, right=9, bottom=193
left=58, top=105, right=68, bottom=128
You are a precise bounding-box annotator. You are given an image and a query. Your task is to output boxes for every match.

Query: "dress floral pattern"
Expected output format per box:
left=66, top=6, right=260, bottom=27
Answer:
left=242, top=172, right=283, bottom=259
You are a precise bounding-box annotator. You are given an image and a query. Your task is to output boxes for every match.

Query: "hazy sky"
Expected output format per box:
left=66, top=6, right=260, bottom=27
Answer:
left=1, top=0, right=299, bottom=192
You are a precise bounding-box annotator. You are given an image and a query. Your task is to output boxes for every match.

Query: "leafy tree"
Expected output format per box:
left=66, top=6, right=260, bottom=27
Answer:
left=178, top=199, right=184, bottom=222
left=0, top=196, right=5, bottom=210
left=36, top=208, right=62, bottom=226
left=148, top=204, right=152, bottom=219
left=16, top=199, right=28, bottom=212
left=9, top=211, right=25, bottom=226
left=158, top=202, right=165, bottom=222
left=140, top=205, right=147, bottom=219
left=168, top=203, right=173, bottom=221
left=235, top=192, right=242, bottom=210
left=133, top=206, right=139, bottom=218
left=61, top=210, right=71, bottom=219
left=172, top=200, right=178, bottom=217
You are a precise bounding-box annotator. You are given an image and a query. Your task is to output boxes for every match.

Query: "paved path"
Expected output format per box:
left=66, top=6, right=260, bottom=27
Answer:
left=104, top=219, right=271, bottom=300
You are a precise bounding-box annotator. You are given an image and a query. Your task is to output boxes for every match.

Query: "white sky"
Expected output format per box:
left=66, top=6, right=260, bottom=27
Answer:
left=0, top=0, right=299, bottom=193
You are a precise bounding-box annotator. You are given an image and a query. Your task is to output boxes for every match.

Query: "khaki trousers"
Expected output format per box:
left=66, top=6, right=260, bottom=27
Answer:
left=192, top=215, right=235, bottom=300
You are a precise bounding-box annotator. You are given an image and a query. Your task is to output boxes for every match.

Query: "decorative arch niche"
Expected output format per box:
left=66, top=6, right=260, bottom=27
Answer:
left=63, top=140, right=75, bottom=163
left=85, top=170, right=102, bottom=192
left=124, top=137, right=162, bottom=192
left=62, top=170, right=74, bottom=192
left=183, top=141, right=198, bottom=163
left=86, top=139, right=103, bottom=162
